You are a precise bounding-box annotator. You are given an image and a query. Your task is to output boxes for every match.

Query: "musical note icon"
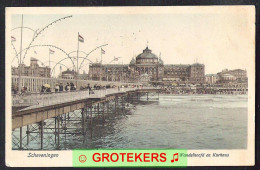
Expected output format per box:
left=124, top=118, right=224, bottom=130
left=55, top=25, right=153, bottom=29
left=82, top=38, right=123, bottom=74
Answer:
left=171, top=153, right=179, bottom=163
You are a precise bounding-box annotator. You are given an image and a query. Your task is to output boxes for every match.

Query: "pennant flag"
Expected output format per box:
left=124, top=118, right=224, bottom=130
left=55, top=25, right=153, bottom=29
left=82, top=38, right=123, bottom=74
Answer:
left=101, top=48, right=105, bottom=54
left=78, top=34, right=84, bottom=43
left=49, top=49, right=55, bottom=54
left=11, top=36, right=16, bottom=42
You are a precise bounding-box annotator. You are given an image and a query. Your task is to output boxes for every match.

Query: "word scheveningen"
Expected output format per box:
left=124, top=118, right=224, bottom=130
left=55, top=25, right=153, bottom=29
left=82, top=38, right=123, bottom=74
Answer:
left=28, top=152, right=59, bottom=159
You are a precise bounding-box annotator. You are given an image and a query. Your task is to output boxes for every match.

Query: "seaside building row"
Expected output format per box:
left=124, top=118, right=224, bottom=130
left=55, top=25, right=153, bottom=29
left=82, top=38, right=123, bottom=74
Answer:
left=11, top=46, right=247, bottom=86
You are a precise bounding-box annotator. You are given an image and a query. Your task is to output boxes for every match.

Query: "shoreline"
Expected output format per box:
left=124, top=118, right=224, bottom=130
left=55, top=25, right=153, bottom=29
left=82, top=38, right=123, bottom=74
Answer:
left=158, top=93, right=248, bottom=96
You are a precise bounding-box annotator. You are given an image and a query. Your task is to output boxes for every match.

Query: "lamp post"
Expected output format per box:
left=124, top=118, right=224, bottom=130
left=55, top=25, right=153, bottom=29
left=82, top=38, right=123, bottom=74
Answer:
left=18, top=15, right=23, bottom=94
left=12, top=15, right=72, bottom=94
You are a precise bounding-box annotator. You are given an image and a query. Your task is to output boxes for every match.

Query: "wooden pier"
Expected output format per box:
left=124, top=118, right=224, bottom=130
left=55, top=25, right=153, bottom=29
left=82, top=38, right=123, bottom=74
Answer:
left=12, top=88, right=159, bottom=150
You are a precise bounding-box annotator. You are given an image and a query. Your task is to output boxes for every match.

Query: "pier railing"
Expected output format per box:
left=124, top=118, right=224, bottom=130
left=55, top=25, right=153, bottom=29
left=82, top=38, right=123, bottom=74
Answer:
left=12, top=87, right=156, bottom=107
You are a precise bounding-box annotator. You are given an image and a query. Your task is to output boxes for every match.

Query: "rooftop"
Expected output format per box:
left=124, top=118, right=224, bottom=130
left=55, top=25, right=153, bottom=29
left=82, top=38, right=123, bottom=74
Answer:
left=136, top=46, right=158, bottom=59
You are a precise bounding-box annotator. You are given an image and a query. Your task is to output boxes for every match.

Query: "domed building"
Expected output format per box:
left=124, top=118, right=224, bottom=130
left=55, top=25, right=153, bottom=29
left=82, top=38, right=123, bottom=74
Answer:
left=129, top=46, right=164, bottom=82
left=88, top=46, right=206, bottom=84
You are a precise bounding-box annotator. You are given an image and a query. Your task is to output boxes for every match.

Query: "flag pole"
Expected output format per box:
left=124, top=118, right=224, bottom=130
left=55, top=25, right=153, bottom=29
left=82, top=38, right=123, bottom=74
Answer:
left=101, top=49, right=102, bottom=65
left=18, top=14, right=23, bottom=94
left=49, top=49, right=50, bottom=68
left=76, top=32, right=80, bottom=89
left=77, top=32, right=79, bottom=74
left=100, top=49, right=102, bottom=81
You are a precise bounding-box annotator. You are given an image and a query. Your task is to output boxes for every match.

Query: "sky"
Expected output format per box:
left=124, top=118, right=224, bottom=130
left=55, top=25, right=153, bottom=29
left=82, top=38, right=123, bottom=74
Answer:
left=9, top=7, right=255, bottom=76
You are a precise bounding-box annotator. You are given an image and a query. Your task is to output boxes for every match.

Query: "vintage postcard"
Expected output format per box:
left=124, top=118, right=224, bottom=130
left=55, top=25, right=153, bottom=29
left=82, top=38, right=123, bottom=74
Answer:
left=5, top=6, right=255, bottom=167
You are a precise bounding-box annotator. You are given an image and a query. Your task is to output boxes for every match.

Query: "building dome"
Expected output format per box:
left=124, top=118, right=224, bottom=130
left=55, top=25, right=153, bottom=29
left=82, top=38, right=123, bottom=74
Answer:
left=136, top=46, right=158, bottom=59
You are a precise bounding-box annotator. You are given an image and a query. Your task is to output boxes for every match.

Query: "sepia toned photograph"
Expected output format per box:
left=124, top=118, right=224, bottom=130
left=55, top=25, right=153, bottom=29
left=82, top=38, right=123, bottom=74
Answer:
left=5, top=6, right=255, bottom=166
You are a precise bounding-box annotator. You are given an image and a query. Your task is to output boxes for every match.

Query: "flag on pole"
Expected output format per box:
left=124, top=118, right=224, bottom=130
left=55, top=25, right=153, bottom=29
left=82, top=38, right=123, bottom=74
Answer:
left=49, top=49, right=55, bottom=54
left=78, top=34, right=84, bottom=43
left=101, top=48, right=105, bottom=54
left=11, top=36, right=16, bottom=42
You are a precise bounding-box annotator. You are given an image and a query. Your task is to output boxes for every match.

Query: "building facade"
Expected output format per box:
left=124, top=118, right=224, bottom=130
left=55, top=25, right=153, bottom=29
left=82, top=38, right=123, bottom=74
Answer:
left=12, top=57, right=51, bottom=78
left=88, top=46, right=206, bottom=84
left=217, top=69, right=247, bottom=83
left=205, top=74, right=218, bottom=84
left=61, top=69, right=77, bottom=79
left=89, top=63, right=129, bottom=81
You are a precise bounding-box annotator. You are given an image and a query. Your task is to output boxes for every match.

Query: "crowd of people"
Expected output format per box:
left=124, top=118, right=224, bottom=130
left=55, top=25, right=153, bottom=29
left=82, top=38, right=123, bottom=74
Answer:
left=12, top=82, right=142, bottom=95
left=12, top=86, right=27, bottom=95
left=53, top=82, right=76, bottom=92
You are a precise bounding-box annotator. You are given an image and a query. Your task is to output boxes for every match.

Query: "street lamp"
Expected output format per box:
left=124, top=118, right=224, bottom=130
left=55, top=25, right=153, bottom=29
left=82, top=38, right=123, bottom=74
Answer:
left=11, top=15, right=72, bottom=94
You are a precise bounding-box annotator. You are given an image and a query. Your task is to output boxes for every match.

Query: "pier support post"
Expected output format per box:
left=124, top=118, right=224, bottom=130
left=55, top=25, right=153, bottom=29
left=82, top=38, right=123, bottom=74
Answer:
left=54, top=117, right=57, bottom=143
left=90, top=105, right=93, bottom=138
left=115, top=97, right=117, bottom=114
left=90, top=106, right=93, bottom=130
left=26, top=125, right=29, bottom=145
left=102, top=103, right=105, bottom=125
left=97, top=103, right=100, bottom=115
left=147, top=92, right=148, bottom=101
left=106, top=101, right=109, bottom=114
left=64, top=113, right=67, bottom=143
left=19, top=127, right=22, bottom=150
left=40, top=121, right=44, bottom=150
left=121, top=96, right=124, bottom=114
left=81, top=108, right=85, bottom=134
left=57, top=116, right=60, bottom=149
left=81, top=107, right=87, bottom=144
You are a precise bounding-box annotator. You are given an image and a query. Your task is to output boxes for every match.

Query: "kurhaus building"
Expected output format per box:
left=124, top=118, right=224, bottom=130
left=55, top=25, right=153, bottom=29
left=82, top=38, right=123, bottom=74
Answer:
left=89, top=46, right=205, bottom=84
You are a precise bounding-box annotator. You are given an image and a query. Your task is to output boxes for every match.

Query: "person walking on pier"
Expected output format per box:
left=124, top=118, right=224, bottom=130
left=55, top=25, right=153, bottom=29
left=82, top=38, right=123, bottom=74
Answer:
left=87, top=83, right=92, bottom=95
left=65, top=83, right=69, bottom=91
left=55, top=83, right=59, bottom=93
left=67, top=83, right=71, bottom=91
left=59, top=83, right=63, bottom=92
